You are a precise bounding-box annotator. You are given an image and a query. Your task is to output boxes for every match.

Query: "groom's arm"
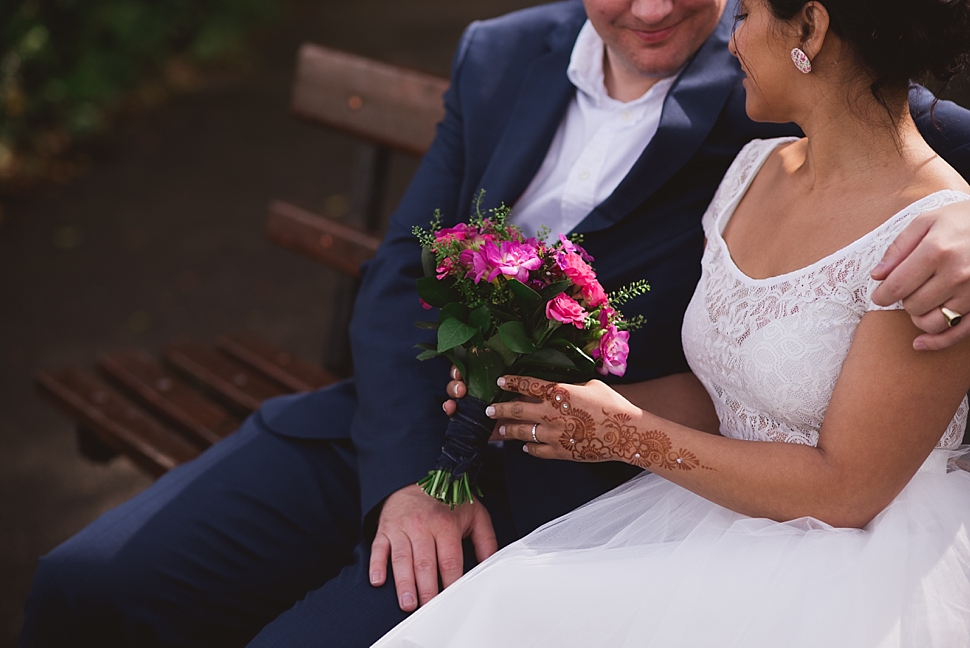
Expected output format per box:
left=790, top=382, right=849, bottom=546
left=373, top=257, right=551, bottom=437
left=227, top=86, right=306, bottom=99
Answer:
left=345, top=22, right=501, bottom=612
left=872, top=89, right=970, bottom=348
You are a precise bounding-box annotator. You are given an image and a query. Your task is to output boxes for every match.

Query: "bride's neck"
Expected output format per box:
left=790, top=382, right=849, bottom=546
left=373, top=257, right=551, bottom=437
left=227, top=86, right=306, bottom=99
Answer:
left=791, top=88, right=929, bottom=189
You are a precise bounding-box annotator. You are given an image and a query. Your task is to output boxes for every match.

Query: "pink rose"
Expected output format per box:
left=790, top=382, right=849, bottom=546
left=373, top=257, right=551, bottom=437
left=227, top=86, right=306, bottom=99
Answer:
left=593, top=325, right=630, bottom=376
left=556, top=251, right=597, bottom=288
left=546, top=293, right=587, bottom=329
left=581, top=280, right=608, bottom=308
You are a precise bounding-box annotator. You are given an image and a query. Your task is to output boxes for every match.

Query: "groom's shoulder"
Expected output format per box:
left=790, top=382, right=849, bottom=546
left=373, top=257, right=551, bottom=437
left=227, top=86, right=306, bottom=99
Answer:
left=464, top=1, right=586, bottom=54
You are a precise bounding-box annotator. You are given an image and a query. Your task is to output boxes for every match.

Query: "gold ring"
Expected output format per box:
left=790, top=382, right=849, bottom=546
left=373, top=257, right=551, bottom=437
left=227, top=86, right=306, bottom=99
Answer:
left=942, top=307, right=963, bottom=328
left=531, top=423, right=539, bottom=444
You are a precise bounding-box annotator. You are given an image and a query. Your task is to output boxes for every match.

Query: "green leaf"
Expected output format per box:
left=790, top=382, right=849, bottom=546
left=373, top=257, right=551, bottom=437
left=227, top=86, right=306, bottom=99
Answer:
left=416, top=350, right=440, bottom=361
left=498, top=321, right=537, bottom=354
left=539, top=280, right=572, bottom=301
left=421, top=245, right=437, bottom=278
left=468, top=305, right=492, bottom=332
left=515, top=348, right=577, bottom=370
left=437, top=318, right=478, bottom=352
left=466, top=348, right=507, bottom=403
left=414, top=321, right=439, bottom=330
left=415, top=342, right=437, bottom=351
left=485, top=333, right=519, bottom=367
left=486, top=303, right=517, bottom=323
left=507, top=279, right=543, bottom=314
left=417, top=276, right=460, bottom=308
left=439, top=302, right=469, bottom=325
left=445, top=348, right=468, bottom=381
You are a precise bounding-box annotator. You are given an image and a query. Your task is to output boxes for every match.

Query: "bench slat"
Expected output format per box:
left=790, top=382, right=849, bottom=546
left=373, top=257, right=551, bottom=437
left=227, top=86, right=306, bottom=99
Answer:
left=265, top=200, right=381, bottom=278
left=35, top=368, right=200, bottom=476
left=217, top=332, right=339, bottom=393
left=292, top=44, right=448, bottom=157
left=99, top=350, right=240, bottom=447
left=165, top=342, right=290, bottom=413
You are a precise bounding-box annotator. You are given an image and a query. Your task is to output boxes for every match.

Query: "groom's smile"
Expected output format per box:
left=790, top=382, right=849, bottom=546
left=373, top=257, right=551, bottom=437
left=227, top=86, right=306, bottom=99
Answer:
left=584, top=0, right=728, bottom=82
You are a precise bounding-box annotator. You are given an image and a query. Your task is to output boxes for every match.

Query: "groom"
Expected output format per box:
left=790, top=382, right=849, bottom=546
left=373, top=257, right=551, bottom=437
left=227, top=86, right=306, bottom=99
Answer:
left=20, top=0, right=970, bottom=646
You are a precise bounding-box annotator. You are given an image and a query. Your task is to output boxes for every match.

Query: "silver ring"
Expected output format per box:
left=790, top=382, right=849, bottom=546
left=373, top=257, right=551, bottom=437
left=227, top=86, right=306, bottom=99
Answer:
left=531, top=423, right=539, bottom=443
left=942, top=306, right=963, bottom=328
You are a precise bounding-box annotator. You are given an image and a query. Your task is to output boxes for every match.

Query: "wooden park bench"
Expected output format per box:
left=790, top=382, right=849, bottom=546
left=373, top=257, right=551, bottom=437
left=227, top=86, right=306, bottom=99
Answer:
left=35, top=44, right=449, bottom=477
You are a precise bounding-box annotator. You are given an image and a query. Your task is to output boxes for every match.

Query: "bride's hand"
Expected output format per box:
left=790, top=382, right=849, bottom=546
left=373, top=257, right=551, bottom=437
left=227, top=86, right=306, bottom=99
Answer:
left=442, top=365, right=465, bottom=416
left=485, top=375, right=645, bottom=463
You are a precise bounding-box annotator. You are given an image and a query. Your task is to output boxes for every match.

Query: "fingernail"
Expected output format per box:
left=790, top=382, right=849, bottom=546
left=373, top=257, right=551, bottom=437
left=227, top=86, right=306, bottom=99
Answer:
left=442, top=402, right=448, bottom=413
left=370, top=572, right=380, bottom=585
left=485, top=406, right=496, bottom=417
left=499, top=425, right=506, bottom=436
left=497, top=377, right=506, bottom=387
left=522, top=444, right=529, bottom=454
left=402, top=593, right=415, bottom=608
left=452, top=384, right=460, bottom=397
left=914, top=339, right=927, bottom=351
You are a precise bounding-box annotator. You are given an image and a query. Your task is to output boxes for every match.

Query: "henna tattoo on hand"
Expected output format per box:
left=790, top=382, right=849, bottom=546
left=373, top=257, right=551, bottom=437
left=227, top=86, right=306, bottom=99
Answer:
left=507, top=376, right=712, bottom=471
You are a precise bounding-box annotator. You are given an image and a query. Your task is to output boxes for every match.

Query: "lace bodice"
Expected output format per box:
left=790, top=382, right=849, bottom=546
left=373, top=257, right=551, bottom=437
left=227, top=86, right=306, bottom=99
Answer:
left=682, top=138, right=969, bottom=449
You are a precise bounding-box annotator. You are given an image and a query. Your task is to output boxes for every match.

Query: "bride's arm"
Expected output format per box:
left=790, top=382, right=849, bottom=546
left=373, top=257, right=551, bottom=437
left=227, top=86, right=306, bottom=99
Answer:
left=611, top=373, right=720, bottom=435
left=489, top=311, right=970, bottom=529
left=443, top=370, right=722, bottom=435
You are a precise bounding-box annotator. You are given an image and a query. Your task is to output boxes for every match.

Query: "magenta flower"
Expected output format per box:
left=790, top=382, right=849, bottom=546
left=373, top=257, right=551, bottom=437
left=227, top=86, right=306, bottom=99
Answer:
left=546, top=293, right=587, bottom=329
left=435, top=257, right=455, bottom=280
left=482, top=240, right=542, bottom=283
left=419, top=298, right=433, bottom=310
left=593, top=325, right=630, bottom=376
left=557, top=234, right=594, bottom=262
left=435, top=223, right=472, bottom=242
left=460, top=247, right=492, bottom=284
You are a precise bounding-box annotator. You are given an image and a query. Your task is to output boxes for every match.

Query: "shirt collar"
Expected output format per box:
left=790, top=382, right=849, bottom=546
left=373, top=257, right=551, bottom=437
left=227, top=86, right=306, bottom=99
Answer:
left=567, top=20, right=679, bottom=110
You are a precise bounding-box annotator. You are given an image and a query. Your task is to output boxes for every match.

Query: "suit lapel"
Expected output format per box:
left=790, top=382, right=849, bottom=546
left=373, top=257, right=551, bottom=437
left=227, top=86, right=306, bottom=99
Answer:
left=476, top=12, right=585, bottom=212
left=576, top=10, right=744, bottom=234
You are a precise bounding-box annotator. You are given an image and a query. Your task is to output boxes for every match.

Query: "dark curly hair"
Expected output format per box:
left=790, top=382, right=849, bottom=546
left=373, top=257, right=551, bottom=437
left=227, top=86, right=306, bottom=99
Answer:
left=764, top=0, right=970, bottom=105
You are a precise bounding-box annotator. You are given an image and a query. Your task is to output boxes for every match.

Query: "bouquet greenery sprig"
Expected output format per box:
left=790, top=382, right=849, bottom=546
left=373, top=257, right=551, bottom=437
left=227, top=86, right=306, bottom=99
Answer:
left=413, top=197, right=648, bottom=508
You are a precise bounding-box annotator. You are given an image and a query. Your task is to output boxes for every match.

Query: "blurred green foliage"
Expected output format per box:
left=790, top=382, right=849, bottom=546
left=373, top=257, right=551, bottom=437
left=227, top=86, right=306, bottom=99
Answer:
left=0, top=0, right=280, bottom=186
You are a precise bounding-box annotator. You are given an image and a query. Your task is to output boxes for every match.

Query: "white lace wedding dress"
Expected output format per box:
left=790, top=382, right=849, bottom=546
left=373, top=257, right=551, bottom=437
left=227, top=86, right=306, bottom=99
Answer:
left=372, top=138, right=970, bottom=648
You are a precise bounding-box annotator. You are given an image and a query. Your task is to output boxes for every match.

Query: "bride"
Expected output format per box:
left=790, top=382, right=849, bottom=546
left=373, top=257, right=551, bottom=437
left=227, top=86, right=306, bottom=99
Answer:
left=373, top=0, right=970, bottom=645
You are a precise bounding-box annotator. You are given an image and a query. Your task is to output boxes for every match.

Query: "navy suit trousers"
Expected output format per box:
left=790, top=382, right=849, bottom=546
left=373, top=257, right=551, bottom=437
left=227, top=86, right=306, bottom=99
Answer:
left=19, top=403, right=515, bottom=647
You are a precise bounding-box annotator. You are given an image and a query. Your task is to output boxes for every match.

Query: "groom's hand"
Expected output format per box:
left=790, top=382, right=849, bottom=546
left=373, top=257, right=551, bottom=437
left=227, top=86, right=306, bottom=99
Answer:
left=871, top=201, right=970, bottom=349
left=369, top=484, right=497, bottom=612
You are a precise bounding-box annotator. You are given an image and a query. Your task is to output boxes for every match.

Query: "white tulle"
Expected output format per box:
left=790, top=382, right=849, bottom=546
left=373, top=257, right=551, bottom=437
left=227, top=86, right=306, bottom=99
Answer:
left=371, top=139, right=970, bottom=648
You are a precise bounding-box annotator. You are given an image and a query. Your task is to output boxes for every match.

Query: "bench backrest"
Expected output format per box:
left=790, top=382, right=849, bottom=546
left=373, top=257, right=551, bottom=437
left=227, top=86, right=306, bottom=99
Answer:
left=291, top=43, right=448, bottom=157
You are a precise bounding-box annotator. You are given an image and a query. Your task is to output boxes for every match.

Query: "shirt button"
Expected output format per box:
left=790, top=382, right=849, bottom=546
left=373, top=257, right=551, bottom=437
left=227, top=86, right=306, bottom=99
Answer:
left=579, top=170, right=590, bottom=181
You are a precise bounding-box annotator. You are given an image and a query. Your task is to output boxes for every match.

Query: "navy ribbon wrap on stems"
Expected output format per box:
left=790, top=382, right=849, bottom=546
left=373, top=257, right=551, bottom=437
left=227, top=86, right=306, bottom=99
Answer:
left=418, top=396, right=493, bottom=508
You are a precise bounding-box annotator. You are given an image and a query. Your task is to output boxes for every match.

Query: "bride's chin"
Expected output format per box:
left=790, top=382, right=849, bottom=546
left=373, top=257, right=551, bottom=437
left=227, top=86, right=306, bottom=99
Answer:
left=743, top=96, right=788, bottom=124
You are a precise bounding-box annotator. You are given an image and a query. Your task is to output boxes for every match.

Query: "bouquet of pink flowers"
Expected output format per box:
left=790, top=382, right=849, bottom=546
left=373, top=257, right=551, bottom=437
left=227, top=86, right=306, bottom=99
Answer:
left=413, top=199, right=648, bottom=508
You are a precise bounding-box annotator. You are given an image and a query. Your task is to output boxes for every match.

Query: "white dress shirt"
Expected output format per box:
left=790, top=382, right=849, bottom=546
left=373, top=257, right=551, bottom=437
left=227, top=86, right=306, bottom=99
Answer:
left=511, top=20, right=678, bottom=238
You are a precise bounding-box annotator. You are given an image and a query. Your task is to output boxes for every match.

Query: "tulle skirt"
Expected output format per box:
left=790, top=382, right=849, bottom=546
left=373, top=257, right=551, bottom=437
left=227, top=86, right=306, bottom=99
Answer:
left=372, top=449, right=970, bottom=648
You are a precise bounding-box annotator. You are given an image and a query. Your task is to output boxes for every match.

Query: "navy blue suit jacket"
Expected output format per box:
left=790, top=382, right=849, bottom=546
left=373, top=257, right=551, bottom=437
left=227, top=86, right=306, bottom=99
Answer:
left=260, top=1, right=970, bottom=535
